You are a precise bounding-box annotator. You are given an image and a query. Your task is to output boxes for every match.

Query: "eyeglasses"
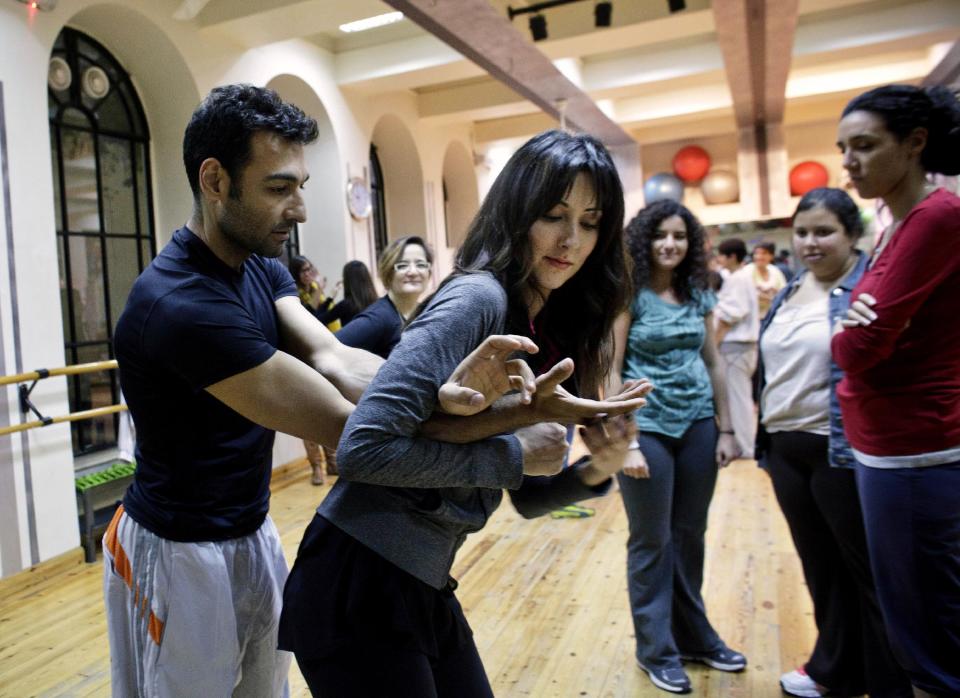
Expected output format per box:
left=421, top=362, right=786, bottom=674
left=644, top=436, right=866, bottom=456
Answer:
left=393, top=261, right=431, bottom=273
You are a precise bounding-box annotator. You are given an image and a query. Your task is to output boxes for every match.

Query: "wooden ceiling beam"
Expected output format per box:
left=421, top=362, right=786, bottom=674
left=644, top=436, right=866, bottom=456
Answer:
left=382, top=0, right=635, bottom=146
left=713, top=0, right=799, bottom=216
left=923, top=39, right=960, bottom=89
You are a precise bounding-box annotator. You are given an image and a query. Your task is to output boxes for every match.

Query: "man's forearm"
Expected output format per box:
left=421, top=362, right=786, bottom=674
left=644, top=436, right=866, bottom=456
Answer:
left=420, top=393, right=540, bottom=443
left=311, top=344, right=383, bottom=404
left=715, top=320, right=732, bottom=346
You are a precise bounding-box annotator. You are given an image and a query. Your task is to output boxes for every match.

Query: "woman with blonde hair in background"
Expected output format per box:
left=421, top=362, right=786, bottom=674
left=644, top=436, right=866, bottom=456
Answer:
left=335, top=235, right=433, bottom=359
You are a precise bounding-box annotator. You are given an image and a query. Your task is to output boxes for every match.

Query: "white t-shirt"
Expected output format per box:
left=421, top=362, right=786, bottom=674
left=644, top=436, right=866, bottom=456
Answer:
left=715, top=264, right=760, bottom=343
left=760, top=297, right=831, bottom=435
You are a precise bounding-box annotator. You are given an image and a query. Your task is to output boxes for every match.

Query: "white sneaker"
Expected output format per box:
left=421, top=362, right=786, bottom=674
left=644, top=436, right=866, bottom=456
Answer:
left=780, top=667, right=826, bottom=697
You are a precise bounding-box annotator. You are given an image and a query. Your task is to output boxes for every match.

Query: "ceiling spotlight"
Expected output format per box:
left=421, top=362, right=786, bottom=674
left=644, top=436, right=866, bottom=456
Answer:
left=595, top=1, right=612, bottom=27
left=17, top=0, right=57, bottom=9
left=529, top=14, right=547, bottom=41
left=668, top=0, right=686, bottom=12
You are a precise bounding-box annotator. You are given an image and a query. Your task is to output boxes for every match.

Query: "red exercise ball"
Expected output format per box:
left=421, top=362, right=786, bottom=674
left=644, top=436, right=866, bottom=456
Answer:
left=789, top=161, right=829, bottom=196
left=672, top=145, right=711, bottom=183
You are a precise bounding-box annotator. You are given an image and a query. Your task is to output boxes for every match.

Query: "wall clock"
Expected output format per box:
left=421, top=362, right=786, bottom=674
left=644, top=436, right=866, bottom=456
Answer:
left=346, top=176, right=372, bottom=220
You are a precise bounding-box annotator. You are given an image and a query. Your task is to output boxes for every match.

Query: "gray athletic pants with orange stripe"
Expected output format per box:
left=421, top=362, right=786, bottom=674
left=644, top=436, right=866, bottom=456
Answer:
left=102, top=506, right=291, bottom=697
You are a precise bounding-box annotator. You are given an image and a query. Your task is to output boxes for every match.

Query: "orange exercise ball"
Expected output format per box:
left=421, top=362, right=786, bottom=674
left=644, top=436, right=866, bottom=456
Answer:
left=789, top=161, right=829, bottom=196
left=672, top=145, right=712, bottom=183
left=701, top=169, right=739, bottom=204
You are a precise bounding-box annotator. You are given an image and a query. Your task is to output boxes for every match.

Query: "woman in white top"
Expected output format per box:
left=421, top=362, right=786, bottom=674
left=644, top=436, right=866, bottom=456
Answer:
left=755, top=188, right=910, bottom=698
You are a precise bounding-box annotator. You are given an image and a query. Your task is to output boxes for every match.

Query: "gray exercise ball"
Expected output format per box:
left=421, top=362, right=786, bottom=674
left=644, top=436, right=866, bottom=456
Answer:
left=644, top=172, right=684, bottom=203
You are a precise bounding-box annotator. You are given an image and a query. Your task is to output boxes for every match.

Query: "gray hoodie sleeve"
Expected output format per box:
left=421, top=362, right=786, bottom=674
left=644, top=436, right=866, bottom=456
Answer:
left=335, top=273, right=524, bottom=489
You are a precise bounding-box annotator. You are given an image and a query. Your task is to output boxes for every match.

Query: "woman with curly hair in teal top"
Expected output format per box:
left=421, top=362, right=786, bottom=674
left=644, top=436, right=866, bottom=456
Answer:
left=606, top=199, right=744, bottom=694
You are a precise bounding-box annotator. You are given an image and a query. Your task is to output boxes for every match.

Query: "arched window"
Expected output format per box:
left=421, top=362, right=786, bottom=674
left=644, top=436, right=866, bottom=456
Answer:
left=369, top=144, right=388, bottom=259
left=48, top=28, right=155, bottom=456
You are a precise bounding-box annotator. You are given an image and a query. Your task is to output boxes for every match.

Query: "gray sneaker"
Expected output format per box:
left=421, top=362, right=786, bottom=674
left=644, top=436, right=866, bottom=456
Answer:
left=636, top=659, right=692, bottom=694
left=680, top=645, right=747, bottom=672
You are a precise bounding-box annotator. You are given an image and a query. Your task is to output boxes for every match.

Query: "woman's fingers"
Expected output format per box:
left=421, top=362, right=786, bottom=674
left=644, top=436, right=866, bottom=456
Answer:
left=536, top=358, right=575, bottom=393
left=505, top=359, right=536, bottom=404
left=608, top=380, right=654, bottom=402
left=843, top=293, right=878, bottom=327
left=843, top=303, right=875, bottom=327
left=436, top=384, right=486, bottom=415
left=474, top=334, right=539, bottom=360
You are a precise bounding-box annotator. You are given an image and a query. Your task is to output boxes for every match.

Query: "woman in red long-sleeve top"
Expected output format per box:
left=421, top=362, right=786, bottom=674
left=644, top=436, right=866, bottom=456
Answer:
left=831, top=84, right=960, bottom=697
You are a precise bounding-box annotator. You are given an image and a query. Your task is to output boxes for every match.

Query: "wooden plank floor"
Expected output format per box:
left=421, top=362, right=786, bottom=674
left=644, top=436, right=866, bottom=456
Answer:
left=0, top=459, right=815, bottom=697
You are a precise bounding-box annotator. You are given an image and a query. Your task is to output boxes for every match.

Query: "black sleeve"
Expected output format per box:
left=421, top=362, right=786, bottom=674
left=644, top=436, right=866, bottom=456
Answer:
left=315, top=299, right=349, bottom=325
left=335, top=301, right=391, bottom=354
left=507, top=456, right=612, bottom=519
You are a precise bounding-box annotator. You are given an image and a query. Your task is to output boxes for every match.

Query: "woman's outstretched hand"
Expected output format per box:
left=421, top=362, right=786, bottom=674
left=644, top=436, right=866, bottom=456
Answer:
left=438, top=338, right=652, bottom=425
left=438, top=335, right=539, bottom=415
left=531, top=360, right=652, bottom=424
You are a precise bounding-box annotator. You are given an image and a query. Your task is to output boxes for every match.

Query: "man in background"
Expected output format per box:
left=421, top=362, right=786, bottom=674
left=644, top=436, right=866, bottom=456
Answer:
left=713, top=237, right=760, bottom=460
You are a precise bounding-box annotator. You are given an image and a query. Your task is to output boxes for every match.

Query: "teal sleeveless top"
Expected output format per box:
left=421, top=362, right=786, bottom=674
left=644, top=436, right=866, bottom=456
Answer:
left=623, top=287, right=717, bottom=438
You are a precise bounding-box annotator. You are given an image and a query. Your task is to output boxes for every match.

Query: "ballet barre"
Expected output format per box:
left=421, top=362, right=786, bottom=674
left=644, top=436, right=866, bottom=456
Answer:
left=0, top=360, right=126, bottom=437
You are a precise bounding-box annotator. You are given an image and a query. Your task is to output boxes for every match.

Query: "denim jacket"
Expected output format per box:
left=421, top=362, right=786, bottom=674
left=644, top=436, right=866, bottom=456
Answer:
left=755, top=251, right=867, bottom=469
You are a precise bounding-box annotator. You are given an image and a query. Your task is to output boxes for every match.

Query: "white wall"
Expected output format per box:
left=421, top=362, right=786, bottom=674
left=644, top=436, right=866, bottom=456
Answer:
left=0, top=0, right=463, bottom=577
left=1, top=1, right=91, bottom=573
left=441, top=140, right=480, bottom=250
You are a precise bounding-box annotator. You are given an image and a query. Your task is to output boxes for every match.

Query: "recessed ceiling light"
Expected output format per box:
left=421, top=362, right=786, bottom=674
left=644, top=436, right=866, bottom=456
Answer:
left=339, top=11, right=404, bottom=33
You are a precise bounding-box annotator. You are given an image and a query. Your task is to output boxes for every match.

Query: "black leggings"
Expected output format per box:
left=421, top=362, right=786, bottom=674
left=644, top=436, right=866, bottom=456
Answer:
left=766, top=431, right=910, bottom=697
left=295, top=640, right=493, bottom=698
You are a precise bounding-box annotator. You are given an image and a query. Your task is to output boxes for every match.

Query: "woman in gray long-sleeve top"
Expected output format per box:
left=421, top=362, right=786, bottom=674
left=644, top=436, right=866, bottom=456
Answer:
left=278, top=130, right=648, bottom=696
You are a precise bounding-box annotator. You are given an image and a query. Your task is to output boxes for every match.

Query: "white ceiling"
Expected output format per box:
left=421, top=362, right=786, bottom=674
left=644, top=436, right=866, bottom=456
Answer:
left=185, top=0, right=960, bottom=145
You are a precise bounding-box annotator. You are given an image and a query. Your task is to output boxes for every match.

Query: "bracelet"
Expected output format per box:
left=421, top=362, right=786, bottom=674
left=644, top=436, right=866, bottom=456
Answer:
left=719, top=430, right=734, bottom=435
left=627, top=438, right=640, bottom=451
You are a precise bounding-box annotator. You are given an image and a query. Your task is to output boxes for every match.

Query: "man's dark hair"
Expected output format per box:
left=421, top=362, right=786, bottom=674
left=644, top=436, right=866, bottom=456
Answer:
left=183, top=84, right=319, bottom=199
left=717, top=237, right=747, bottom=263
left=753, top=240, right=775, bottom=256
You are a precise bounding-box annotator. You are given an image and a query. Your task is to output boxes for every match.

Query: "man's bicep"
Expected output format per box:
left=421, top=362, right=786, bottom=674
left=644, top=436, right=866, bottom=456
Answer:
left=205, top=350, right=353, bottom=449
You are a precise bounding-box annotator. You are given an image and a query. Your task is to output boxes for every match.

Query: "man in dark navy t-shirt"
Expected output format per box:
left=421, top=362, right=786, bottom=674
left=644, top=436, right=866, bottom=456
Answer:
left=102, top=85, right=389, bottom=698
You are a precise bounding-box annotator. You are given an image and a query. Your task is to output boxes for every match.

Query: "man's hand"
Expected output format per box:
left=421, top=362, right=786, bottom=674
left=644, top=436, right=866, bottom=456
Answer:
left=576, top=414, right=638, bottom=485
left=515, top=422, right=568, bottom=476
left=530, top=360, right=652, bottom=424
left=438, top=335, right=539, bottom=416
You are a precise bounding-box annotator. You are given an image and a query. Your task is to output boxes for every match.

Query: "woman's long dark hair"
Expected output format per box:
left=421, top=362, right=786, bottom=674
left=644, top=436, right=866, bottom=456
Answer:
left=342, top=260, right=378, bottom=313
left=625, top=199, right=707, bottom=303
left=288, top=255, right=312, bottom=290
left=438, top=129, right=631, bottom=397
left=842, top=84, right=960, bottom=176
